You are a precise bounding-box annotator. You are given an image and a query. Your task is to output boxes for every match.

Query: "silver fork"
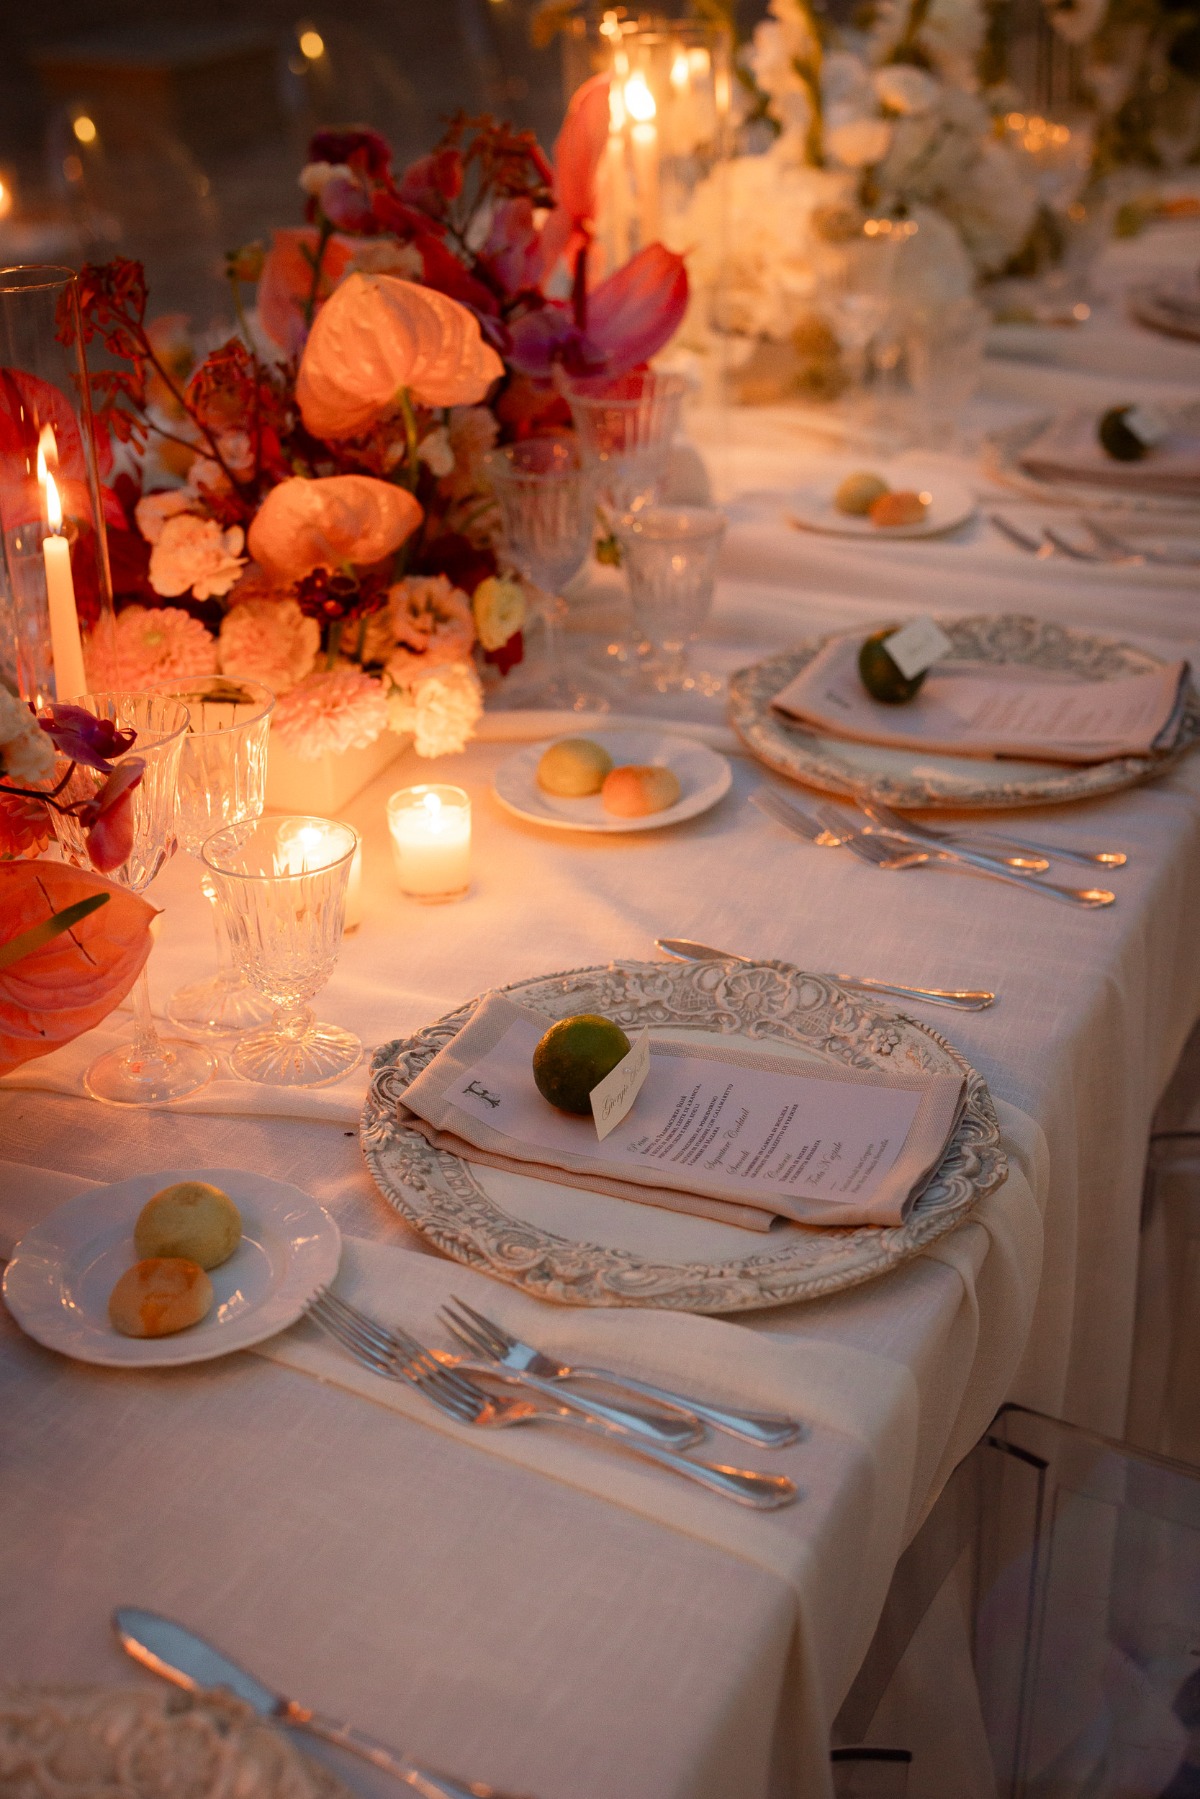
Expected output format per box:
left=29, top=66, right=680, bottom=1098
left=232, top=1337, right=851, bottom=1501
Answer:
left=439, top=1294, right=804, bottom=1448
left=307, top=1290, right=701, bottom=1449
left=751, top=788, right=924, bottom=867
left=808, top=800, right=1116, bottom=908
left=861, top=798, right=1127, bottom=870
left=1083, top=519, right=1200, bottom=568
left=305, top=1292, right=798, bottom=1510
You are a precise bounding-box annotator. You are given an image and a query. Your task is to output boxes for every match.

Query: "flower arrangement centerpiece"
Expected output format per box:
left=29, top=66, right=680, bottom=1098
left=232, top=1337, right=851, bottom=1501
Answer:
left=75, top=109, right=686, bottom=805
left=672, top=0, right=1043, bottom=394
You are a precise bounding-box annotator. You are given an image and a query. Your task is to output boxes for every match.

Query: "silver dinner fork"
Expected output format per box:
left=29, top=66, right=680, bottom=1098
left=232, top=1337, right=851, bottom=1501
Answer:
left=304, top=1292, right=798, bottom=1509
left=1082, top=519, right=1200, bottom=568
left=439, top=1294, right=804, bottom=1448
left=809, top=801, right=1116, bottom=907
left=307, top=1290, right=699, bottom=1449
left=860, top=797, right=1127, bottom=870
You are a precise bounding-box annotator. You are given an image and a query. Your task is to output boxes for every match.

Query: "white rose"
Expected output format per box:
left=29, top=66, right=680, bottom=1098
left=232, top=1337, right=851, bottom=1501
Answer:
left=417, top=426, right=455, bottom=479
left=826, top=117, right=894, bottom=168
left=873, top=65, right=941, bottom=115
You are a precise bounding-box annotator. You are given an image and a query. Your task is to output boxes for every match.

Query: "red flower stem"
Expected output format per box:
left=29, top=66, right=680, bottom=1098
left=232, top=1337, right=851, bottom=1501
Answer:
left=304, top=218, right=335, bottom=328
left=572, top=243, right=589, bottom=332
left=131, top=328, right=250, bottom=498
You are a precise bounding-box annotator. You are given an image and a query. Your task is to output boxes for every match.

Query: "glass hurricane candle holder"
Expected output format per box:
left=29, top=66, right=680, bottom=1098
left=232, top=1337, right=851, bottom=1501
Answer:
left=0, top=265, right=116, bottom=707
left=162, top=675, right=276, bottom=1038
left=202, top=815, right=361, bottom=1088
left=52, top=691, right=215, bottom=1106
left=386, top=784, right=471, bottom=903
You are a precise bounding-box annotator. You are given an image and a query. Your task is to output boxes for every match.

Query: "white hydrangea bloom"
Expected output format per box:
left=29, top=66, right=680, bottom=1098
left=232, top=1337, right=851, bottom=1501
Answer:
left=0, top=688, right=53, bottom=785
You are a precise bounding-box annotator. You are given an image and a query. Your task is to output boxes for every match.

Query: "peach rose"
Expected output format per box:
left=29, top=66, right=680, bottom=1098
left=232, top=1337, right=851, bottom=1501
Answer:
left=295, top=272, right=504, bottom=441
left=247, top=475, right=423, bottom=584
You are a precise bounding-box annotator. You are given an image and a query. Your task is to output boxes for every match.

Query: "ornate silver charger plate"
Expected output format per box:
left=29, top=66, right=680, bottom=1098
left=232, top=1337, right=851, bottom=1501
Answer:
left=983, top=413, right=1200, bottom=514
left=728, top=613, right=1200, bottom=811
left=359, top=958, right=1007, bottom=1313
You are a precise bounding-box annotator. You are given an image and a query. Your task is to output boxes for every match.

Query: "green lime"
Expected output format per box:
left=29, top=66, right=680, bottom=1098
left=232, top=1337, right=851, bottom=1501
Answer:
left=1098, top=407, right=1147, bottom=462
left=532, top=1014, right=632, bottom=1116
left=858, top=630, right=926, bottom=705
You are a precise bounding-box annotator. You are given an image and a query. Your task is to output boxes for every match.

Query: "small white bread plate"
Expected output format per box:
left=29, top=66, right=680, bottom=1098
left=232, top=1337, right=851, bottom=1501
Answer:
left=787, top=467, right=976, bottom=540
left=2, top=1167, right=340, bottom=1368
left=493, top=728, right=732, bottom=833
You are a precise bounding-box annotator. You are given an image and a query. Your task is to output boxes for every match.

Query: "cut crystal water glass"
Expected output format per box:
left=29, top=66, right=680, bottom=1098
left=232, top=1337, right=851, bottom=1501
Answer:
left=483, top=437, right=609, bottom=712
left=617, top=505, right=726, bottom=695
left=163, top=675, right=275, bottom=1037
left=202, top=815, right=361, bottom=1088
left=53, top=691, right=215, bottom=1106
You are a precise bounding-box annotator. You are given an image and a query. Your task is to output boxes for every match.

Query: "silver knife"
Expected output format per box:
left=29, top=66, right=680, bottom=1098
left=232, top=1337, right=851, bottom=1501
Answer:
left=114, top=1607, right=532, bottom=1799
left=655, top=938, right=995, bottom=1010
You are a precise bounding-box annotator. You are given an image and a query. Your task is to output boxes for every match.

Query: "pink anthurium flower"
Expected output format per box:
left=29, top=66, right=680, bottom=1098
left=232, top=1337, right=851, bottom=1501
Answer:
left=0, top=861, right=156, bottom=1077
left=295, top=272, right=503, bottom=439
left=584, top=244, right=689, bottom=373
left=257, top=227, right=360, bottom=354
left=248, top=474, right=423, bottom=585
left=539, top=74, right=612, bottom=282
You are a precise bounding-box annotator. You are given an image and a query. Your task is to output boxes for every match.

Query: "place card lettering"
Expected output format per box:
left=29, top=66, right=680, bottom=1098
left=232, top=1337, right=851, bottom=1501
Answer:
left=883, top=617, right=954, bottom=681
left=590, top=1028, right=650, bottom=1140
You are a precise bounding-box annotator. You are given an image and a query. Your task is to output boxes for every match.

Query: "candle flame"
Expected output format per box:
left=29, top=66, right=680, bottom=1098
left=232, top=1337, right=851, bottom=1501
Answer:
left=422, top=791, right=443, bottom=820
left=670, top=51, right=689, bottom=91
left=624, top=73, right=656, bottom=124
left=44, top=471, right=63, bottom=535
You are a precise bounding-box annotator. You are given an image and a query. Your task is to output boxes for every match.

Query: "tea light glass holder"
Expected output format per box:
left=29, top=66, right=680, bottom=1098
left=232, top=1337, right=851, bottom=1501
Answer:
left=387, top=784, right=471, bottom=903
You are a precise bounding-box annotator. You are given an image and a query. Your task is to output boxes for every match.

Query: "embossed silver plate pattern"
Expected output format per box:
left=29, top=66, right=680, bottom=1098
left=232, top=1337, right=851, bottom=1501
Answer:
left=728, top=613, right=1199, bottom=811
left=359, top=960, right=1007, bottom=1313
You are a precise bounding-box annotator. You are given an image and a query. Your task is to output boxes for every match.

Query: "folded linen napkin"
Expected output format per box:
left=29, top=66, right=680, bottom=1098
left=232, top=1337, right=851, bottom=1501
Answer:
left=1018, top=406, right=1200, bottom=497
left=397, top=992, right=966, bottom=1232
left=770, top=632, right=1188, bottom=765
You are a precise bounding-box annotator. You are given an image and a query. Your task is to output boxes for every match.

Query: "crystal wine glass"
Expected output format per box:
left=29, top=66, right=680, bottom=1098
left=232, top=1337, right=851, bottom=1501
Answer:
left=483, top=437, right=609, bottom=712
left=53, top=691, right=215, bottom=1105
left=162, top=675, right=276, bottom=1037
left=617, top=506, right=726, bottom=695
left=557, top=369, right=688, bottom=671
left=201, top=814, right=361, bottom=1088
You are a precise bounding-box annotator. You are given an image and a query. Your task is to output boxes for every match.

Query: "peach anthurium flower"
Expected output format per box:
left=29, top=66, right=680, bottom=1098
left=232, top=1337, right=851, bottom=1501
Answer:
left=0, top=862, right=156, bottom=1077
left=295, top=272, right=503, bottom=440
left=247, top=474, right=423, bottom=585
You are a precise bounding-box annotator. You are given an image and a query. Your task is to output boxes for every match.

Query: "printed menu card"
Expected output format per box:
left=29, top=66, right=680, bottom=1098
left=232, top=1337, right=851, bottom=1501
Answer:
left=398, top=993, right=967, bottom=1232
left=771, top=632, right=1187, bottom=765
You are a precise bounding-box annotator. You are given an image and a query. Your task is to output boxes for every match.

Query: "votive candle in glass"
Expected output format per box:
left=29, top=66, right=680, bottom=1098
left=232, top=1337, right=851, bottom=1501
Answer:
left=387, top=784, right=471, bottom=902
left=275, top=816, right=364, bottom=930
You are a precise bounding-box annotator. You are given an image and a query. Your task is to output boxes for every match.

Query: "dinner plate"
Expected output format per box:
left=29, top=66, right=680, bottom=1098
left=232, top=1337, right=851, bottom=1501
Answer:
left=728, top=613, right=1200, bottom=811
left=360, top=959, right=1006, bottom=1313
left=786, top=465, right=976, bottom=540
left=493, top=728, right=732, bottom=833
left=984, top=414, right=1200, bottom=515
left=2, top=1167, right=340, bottom=1367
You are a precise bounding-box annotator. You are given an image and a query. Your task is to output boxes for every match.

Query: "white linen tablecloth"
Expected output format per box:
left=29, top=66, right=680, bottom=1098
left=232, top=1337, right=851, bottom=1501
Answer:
left=3, top=232, right=1200, bottom=1796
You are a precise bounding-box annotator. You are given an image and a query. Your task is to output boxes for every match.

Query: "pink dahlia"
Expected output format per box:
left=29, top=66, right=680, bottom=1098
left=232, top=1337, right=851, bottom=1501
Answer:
left=272, top=667, right=389, bottom=760
left=105, top=605, right=218, bottom=690
left=218, top=598, right=320, bottom=696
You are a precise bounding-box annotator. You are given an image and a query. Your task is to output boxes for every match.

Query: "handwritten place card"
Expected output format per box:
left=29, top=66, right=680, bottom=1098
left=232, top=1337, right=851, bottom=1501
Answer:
left=883, top=617, right=953, bottom=681
left=590, top=1028, right=650, bottom=1140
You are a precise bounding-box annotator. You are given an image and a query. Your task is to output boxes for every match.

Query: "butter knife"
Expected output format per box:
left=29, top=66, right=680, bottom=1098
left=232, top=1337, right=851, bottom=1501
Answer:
left=114, top=1607, right=532, bottom=1799
left=655, top=937, right=995, bottom=1010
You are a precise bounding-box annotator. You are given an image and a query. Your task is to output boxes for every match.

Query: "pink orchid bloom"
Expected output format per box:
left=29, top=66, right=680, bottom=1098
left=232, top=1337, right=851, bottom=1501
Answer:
left=38, top=705, right=136, bottom=774
left=507, top=245, right=689, bottom=382
left=538, top=73, right=611, bottom=284
left=480, top=198, right=544, bottom=296
left=76, top=758, right=144, bottom=874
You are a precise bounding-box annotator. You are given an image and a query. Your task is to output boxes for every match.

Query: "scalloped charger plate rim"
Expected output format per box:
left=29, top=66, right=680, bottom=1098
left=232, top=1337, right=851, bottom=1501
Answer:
left=358, top=959, right=1007, bottom=1314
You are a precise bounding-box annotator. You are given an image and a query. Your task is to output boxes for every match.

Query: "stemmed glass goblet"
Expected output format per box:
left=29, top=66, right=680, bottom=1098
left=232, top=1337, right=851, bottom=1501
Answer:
left=617, top=506, right=727, bottom=696
left=556, top=369, right=688, bottom=672
left=52, top=692, right=215, bottom=1106
left=162, top=675, right=276, bottom=1037
left=201, top=814, right=361, bottom=1088
left=483, top=438, right=609, bottom=713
